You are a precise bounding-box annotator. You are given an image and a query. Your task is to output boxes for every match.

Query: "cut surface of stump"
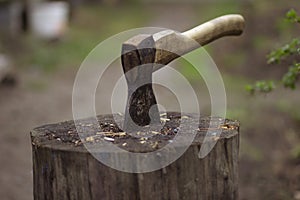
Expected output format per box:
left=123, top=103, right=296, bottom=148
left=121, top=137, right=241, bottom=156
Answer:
left=31, top=112, right=240, bottom=200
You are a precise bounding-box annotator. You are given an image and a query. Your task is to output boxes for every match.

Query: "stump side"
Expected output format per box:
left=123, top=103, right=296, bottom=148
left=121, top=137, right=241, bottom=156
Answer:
left=31, top=113, right=239, bottom=200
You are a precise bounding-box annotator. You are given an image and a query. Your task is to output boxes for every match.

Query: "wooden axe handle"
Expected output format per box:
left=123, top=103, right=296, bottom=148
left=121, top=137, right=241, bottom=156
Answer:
left=152, top=14, right=245, bottom=71
left=182, top=14, right=245, bottom=46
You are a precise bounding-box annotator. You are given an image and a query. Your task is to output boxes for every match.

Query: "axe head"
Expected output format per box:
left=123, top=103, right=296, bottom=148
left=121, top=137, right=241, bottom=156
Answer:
left=121, top=34, right=160, bottom=133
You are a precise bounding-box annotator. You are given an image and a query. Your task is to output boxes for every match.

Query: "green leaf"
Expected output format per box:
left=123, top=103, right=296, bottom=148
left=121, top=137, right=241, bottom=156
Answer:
left=267, top=38, right=300, bottom=64
left=245, top=81, right=275, bottom=94
left=286, top=9, right=300, bottom=23
left=282, top=63, right=300, bottom=89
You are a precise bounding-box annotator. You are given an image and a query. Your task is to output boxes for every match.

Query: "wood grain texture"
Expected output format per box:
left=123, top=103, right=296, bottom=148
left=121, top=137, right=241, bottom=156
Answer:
left=182, top=14, right=245, bottom=46
left=31, top=114, right=240, bottom=200
left=152, top=14, right=245, bottom=72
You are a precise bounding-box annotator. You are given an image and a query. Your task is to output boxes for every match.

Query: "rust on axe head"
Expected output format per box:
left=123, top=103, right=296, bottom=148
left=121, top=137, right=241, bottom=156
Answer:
left=121, top=34, right=160, bottom=132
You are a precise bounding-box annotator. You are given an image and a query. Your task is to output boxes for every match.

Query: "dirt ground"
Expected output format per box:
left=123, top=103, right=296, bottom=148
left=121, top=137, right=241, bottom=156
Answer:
left=0, top=2, right=300, bottom=200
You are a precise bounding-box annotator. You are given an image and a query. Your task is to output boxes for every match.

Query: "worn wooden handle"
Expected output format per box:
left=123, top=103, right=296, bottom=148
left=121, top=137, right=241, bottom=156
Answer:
left=152, top=14, right=245, bottom=71
left=182, top=14, right=245, bottom=46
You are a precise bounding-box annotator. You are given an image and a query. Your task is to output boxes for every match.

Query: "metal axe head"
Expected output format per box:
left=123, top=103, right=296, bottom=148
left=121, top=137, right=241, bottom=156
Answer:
left=121, top=34, right=160, bottom=133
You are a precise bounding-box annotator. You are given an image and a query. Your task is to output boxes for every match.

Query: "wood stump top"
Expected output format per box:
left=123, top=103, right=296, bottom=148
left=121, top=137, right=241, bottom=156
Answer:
left=31, top=112, right=239, bottom=153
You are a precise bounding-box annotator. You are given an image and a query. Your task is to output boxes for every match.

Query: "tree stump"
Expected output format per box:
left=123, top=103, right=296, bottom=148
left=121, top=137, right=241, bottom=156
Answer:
left=31, top=113, right=239, bottom=200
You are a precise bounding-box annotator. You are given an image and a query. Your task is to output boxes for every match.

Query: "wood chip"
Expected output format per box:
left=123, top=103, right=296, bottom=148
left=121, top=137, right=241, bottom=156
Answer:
left=74, top=140, right=82, bottom=146
left=104, top=137, right=114, bottom=142
left=117, top=132, right=126, bottom=136
left=86, top=136, right=94, bottom=142
left=151, top=141, right=159, bottom=149
left=220, top=124, right=236, bottom=130
left=75, top=140, right=80, bottom=144
left=160, top=118, right=170, bottom=122
left=151, top=131, right=160, bottom=135
left=97, top=132, right=126, bottom=137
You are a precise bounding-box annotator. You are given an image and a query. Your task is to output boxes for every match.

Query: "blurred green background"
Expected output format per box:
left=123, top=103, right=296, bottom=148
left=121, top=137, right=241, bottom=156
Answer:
left=0, top=0, right=300, bottom=199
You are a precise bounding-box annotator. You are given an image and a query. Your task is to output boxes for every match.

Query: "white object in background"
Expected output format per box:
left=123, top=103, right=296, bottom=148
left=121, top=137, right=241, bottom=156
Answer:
left=30, top=1, right=69, bottom=39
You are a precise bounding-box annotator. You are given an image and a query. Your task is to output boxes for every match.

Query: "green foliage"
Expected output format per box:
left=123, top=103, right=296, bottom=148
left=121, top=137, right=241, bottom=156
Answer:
left=247, top=9, right=300, bottom=94
left=267, top=38, right=300, bottom=64
left=282, top=63, right=300, bottom=89
left=245, top=81, right=275, bottom=95
left=286, top=9, right=300, bottom=23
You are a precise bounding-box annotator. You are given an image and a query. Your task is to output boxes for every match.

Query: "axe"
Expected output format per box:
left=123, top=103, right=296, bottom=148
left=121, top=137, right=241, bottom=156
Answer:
left=121, top=14, right=245, bottom=132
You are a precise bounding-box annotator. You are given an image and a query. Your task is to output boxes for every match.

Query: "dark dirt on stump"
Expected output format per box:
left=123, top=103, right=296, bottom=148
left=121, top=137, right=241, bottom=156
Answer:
left=32, top=112, right=239, bottom=153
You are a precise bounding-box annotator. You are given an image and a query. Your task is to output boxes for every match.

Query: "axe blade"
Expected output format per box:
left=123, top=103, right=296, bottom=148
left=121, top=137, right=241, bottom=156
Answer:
left=121, top=34, right=160, bottom=133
